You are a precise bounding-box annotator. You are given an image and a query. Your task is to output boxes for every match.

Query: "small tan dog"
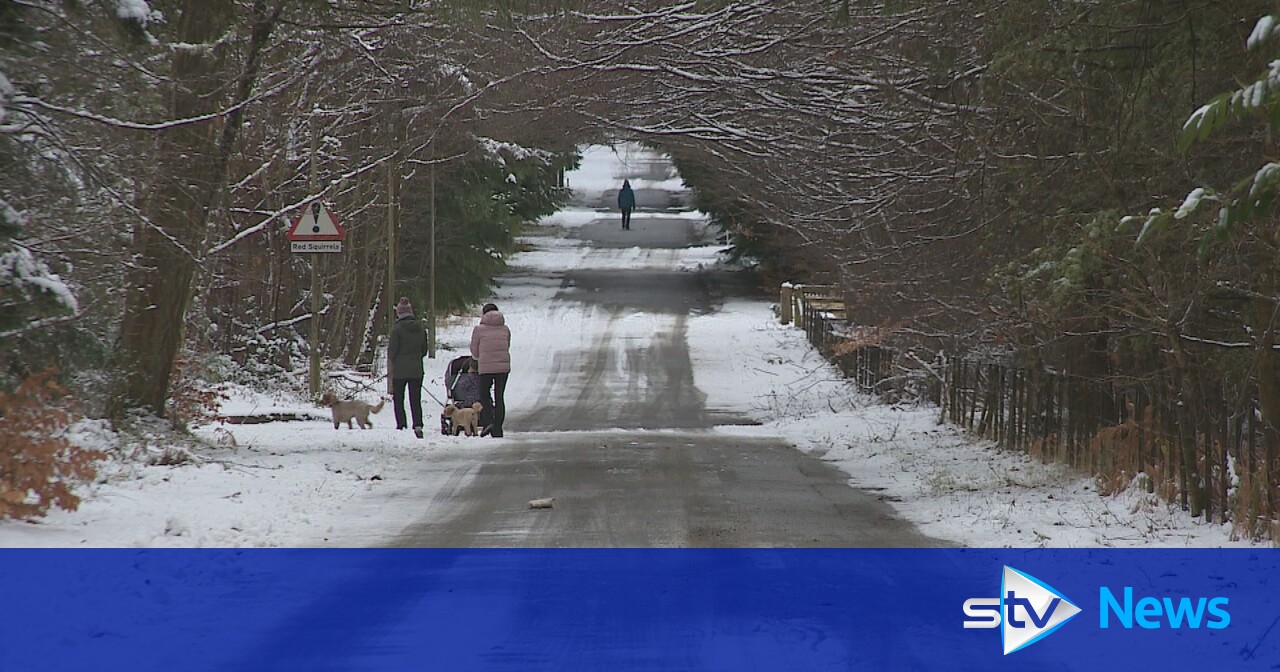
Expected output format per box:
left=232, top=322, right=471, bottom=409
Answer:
left=443, top=402, right=484, bottom=436
left=320, top=392, right=385, bottom=430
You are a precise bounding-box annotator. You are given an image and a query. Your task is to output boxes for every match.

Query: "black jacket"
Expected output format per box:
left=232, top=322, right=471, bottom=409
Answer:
left=389, top=314, right=428, bottom=379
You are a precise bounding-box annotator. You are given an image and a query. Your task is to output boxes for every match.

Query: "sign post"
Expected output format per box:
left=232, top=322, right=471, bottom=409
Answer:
left=288, top=201, right=346, bottom=397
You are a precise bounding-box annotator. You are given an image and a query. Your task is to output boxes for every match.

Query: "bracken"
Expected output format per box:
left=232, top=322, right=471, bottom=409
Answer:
left=0, top=369, right=106, bottom=520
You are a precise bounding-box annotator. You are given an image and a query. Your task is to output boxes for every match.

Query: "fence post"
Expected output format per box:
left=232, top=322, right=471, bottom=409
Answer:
left=780, top=283, right=793, bottom=325
left=796, top=286, right=807, bottom=330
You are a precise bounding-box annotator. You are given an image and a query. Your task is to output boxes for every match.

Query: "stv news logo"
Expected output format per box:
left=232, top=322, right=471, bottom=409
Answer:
left=962, top=565, right=1232, bottom=655
left=962, top=566, right=1082, bottom=655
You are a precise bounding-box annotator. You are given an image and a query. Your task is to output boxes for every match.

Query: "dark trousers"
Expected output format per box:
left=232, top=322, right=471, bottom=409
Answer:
left=480, top=372, right=509, bottom=437
left=392, top=377, right=424, bottom=430
left=621, top=208, right=632, bottom=229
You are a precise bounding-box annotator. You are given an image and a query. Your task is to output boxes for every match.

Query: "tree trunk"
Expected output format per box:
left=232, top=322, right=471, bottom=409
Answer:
left=1165, top=326, right=1206, bottom=516
left=1252, top=270, right=1280, bottom=515
left=109, top=1, right=278, bottom=421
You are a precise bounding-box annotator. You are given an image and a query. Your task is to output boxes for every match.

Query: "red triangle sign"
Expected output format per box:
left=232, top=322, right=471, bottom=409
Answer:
left=287, top=202, right=346, bottom=241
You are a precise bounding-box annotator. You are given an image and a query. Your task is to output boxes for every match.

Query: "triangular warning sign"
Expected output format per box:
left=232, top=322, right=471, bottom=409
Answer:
left=287, top=201, right=346, bottom=241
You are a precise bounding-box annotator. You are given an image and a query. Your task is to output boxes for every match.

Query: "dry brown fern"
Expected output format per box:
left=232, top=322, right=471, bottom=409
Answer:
left=0, top=369, right=106, bottom=520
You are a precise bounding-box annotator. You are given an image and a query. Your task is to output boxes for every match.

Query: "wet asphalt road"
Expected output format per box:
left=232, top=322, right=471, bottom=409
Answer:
left=389, top=210, right=951, bottom=548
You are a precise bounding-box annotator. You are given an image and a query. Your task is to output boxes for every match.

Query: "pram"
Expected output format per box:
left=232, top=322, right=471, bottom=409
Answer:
left=440, top=354, right=482, bottom=436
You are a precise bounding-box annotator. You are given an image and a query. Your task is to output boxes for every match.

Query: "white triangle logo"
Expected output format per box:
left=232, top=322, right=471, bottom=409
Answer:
left=1001, top=566, right=1081, bottom=655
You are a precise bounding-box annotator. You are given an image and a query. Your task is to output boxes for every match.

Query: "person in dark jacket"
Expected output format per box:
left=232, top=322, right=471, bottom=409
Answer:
left=617, top=180, right=636, bottom=230
left=469, top=302, right=512, bottom=437
left=389, top=296, right=429, bottom=438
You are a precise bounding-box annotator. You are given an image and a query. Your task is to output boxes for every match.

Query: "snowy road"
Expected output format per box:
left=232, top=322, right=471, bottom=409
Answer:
left=388, top=215, right=950, bottom=547
left=390, top=432, right=945, bottom=547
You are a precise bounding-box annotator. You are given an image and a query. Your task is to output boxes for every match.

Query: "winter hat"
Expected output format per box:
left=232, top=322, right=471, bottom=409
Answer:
left=395, top=297, right=413, bottom=317
left=482, top=303, right=499, bottom=315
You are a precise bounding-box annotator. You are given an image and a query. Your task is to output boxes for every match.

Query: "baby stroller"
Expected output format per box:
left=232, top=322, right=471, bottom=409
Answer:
left=440, top=355, right=483, bottom=435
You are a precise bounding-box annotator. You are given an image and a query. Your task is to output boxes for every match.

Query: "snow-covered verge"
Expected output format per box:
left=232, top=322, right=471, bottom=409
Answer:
left=686, top=299, right=1261, bottom=548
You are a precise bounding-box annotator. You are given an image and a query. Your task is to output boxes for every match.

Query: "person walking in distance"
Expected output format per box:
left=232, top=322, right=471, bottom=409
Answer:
left=617, top=179, right=636, bottom=230
left=470, top=302, right=511, bottom=437
left=389, top=297, right=428, bottom=438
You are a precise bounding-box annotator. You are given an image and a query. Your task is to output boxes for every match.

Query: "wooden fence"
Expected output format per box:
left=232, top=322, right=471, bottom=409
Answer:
left=781, top=283, right=895, bottom=393
left=941, top=360, right=1275, bottom=528
left=779, top=283, right=1279, bottom=535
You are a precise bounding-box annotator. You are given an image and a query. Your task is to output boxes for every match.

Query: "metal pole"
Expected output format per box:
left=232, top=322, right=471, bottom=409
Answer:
left=308, top=114, right=321, bottom=398
left=386, top=150, right=398, bottom=395
left=429, top=159, right=437, bottom=359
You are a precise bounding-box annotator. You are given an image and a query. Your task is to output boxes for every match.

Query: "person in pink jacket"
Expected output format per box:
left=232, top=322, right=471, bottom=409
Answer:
left=470, top=303, right=512, bottom=437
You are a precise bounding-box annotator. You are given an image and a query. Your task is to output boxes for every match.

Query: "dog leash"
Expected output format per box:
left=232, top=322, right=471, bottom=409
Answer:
left=423, top=387, right=448, bottom=408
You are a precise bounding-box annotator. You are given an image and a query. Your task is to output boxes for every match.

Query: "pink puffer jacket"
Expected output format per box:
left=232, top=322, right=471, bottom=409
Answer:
left=470, top=310, right=512, bottom=374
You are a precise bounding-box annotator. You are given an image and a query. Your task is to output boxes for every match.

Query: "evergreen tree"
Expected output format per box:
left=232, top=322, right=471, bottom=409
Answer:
left=0, top=200, right=78, bottom=388
left=396, top=148, right=571, bottom=315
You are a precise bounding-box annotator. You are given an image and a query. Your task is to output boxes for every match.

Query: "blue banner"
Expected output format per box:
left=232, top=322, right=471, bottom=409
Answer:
left=0, top=549, right=1275, bottom=670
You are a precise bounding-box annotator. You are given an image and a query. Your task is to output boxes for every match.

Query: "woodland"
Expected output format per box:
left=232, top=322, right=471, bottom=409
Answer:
left=3, top=1, right=1280, bottom=537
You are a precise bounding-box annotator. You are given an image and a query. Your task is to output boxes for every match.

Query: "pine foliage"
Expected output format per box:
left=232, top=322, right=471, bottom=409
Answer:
left=397, top=151, right=570, bottom=314
left=0, top=200, right=79, bottom=389
left=1131, top=14, right=1280, bottom=250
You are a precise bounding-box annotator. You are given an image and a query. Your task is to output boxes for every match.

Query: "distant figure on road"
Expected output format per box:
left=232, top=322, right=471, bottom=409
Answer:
left=470, top=302, right=512, bottom=437
left=617, top=180, right=636, bottom=230
left=389, top=296, right=428, bottom=438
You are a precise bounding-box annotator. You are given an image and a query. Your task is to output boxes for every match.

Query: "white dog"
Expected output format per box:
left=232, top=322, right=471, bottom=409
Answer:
left=443, top=402, right=484, bottom=436
left=320, top=392, right=385, bottom=430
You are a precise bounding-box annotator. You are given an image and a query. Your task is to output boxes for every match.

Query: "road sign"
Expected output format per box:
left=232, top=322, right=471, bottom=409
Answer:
left=290, top=240, right=343, bottom=253
left=288, top=201, right=346, bottom=242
